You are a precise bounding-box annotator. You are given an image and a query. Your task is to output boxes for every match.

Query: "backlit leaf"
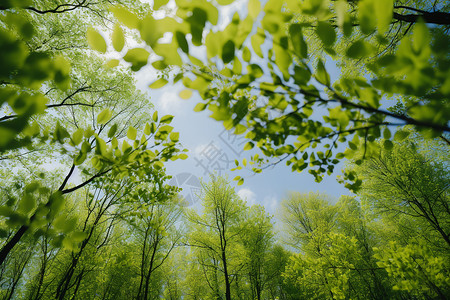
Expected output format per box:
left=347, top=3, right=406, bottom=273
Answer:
left=87, top=27, right=107, bottom=53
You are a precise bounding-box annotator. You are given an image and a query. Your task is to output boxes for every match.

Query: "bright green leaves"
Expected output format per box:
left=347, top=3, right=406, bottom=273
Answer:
left=110, top=5, right=139, bottom=29
left=127, top=126, right=137, bottom=140
left=248, top=0, right=261, bottom=19
left=149, top=78, right=168, bottom=89
left=251, top=28, right=266, bottom=58
left=358, top=0, right=376, bottom=35
left=123, top=48, right=150, bottom=71
left=394, top=130, right=409, bottom=141
left=160, top=115, right=174, bottom=124
left=170, top=132, right=179, bottom=142
left=315, top=59, right=330, bottom=86
left=374, top=0, right=393, bottom=33
left=375, top=242, right=449, bottom=296
left=328, top=106, right=349, bottom=128
left=335, top=0, right=353, bottom=36
left=316, top=21, right=336, bottom=47
left=140, top=15, right=161, bottom=47
left=105, top=59, right=120, bottom=68
left=289, top=24, right=308, bottom=59
left=194, top=103, right=207, bottom=112
left=112, top=24, right=125, bottom=52
left=87, top=27, right=107, bottom=53
left=412, top=21, right=431, bottom=54
left=154, top=0, right=170, bottom=10
left=179, top=89, right=193, bottom=99
left=97, top=109, right=112, bottom=125
left=346, top=40, right=374, bottom=59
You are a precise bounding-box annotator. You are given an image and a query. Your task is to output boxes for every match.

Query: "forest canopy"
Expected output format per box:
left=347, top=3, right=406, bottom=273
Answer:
left=0, top=0, right=449, bottom=299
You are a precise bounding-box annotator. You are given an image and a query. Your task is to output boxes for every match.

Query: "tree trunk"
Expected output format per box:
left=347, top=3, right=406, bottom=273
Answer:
left=0, top=225, right=28, bottom=266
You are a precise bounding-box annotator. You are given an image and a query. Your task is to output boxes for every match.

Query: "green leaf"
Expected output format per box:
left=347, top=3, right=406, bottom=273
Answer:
left=105, top=59, right=120, bottom=68
left=252, top=35, right=265, bottom=59
left=127, top=126, right=137, bottom=140
left=374, top=0, right=393, bottom=33
left=144, top=123, right=151, bottom=135
left=412, top=20, right=430, bottom=53
left=358, top=0, right=376, bottom=35
left=123, top=48, right=150, bottom=71
left=222, top=40, right=235, bottom=64
left=316, top=21, right=336, bottom=47
left=149, top=78, right=168, bottom=89
left=87, top=27, right=107, bottom=53
left=289, top=24, right=308, bottom=59
left=315, top=59, right=330, bottom=86
left=179, top=89, right=193, bottom=99
left=97, top=109, right=112, bottom=125
left=108, top=124, right=118, bottom=138
left=242, top=47, right=251, bottom=62
left=244, top=142, right=254, bottom=150
left=383, top=139, right=394, bottom=150
left=170, top=132, right=179, bottom=142
left=154, top=0, right=169, bottom=9
left=112, top=24, right=125, bottom=52
left=153, top=111, right=158, bottom=122
left=383, top=128, right=391, bottom=139
left=154, top=161, right=164, bottom=169
left=72, top=128, right=84, bottom=146
left=194, top=103, right=207, bottom=112
left=394, top=130, right=409, bottom=141
left=178, top=153, right=188, bottom=160
left=187, top=8, right=207, bottom=46
left=217, top=0, right=235, bottom=5
left=175, top=31, right=189, bottom=54
left=110, top=5, right=139, bottom=29
left=19, top=193, right=36, bottom=214
left=160, top=115, right=174, bottom=124
left=346, top=40, right=374, bottom=59
left=248, top=0, right=261, bottom=18
left=55, top=122, right=70, bottom=143
left=95, top=136, right=107, bottom=156
left=234, top=124, right=246, bottom=135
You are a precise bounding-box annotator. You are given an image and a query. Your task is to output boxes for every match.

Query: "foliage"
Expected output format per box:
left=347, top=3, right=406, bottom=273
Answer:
left=105, top=0, right=449, bottom=186
left=0, top=0, right=449, bottom=299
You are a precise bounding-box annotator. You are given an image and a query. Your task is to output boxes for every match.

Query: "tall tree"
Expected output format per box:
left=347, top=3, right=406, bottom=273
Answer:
left=185, top=176, right=248, bottom=300
left=0, top=0, right=186, bottom=266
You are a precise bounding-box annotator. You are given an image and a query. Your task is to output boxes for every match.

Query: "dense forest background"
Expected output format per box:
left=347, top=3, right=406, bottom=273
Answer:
left=0, top=0, right=449, bottom=299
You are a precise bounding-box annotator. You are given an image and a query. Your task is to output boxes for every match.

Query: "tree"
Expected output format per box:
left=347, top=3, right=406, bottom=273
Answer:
left=0, top=0, right=186, bottom=267
left=133, top=197, right=182, bottom=300
left=281, top=193, right=394, bottom=299
left=185, top=176, right=248, bottom=300
left=240, top=205, right=274, bottom=300
left=347, top=135, right=450, bottom=298
left=103, top=0, right=449, bottom=186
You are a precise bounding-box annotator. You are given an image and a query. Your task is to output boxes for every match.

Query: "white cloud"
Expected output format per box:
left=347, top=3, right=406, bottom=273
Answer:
left=193, top=143, right=209, bottom=156
left=262, top=195, right=279, bottom=214
left=157, top=90, right=183, bottom=115
left=238, top=188, right=257, bottom=206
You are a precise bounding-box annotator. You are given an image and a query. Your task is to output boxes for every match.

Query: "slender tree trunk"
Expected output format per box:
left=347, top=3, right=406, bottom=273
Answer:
left=70, top=270, right=84, bottom=300
left=33, top=240, right=49, bottom=300
left=222, top=249, right=231, bottom=300
left=0, top=225, right=28, bottom=266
